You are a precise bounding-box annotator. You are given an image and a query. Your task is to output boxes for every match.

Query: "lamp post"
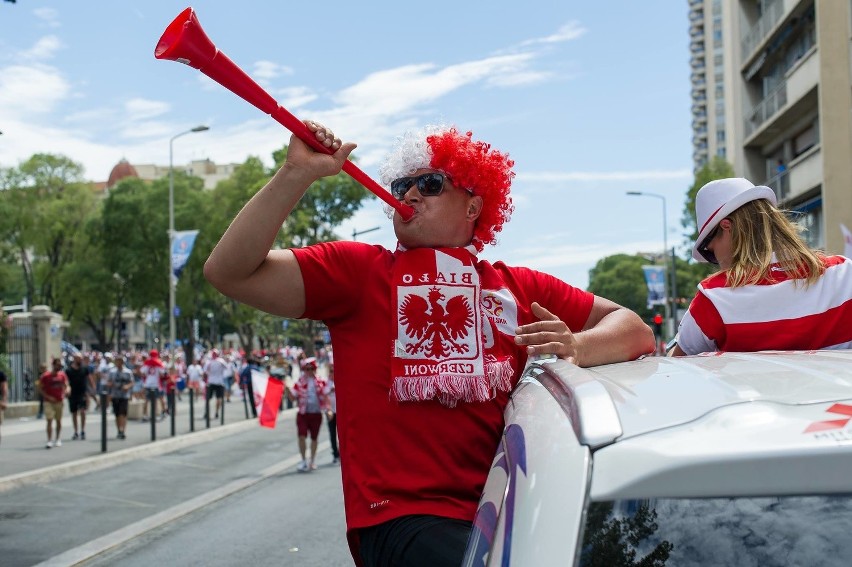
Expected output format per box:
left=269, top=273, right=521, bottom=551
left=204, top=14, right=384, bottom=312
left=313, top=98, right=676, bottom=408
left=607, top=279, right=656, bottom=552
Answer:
left=169, top=125, right=209, bottom=354
left=627, top=191, right=676, bottom=337
left=352, top=226, right=380, bottom=241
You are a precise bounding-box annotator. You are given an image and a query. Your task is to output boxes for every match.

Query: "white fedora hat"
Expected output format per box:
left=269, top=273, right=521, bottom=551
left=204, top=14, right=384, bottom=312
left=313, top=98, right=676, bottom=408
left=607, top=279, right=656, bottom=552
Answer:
left=692, top=178, right=776, bottom=263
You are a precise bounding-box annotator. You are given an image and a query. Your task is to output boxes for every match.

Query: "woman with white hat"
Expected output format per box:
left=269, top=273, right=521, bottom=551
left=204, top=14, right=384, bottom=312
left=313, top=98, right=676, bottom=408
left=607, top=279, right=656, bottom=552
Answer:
left=672, top=177, right=852, bottom=356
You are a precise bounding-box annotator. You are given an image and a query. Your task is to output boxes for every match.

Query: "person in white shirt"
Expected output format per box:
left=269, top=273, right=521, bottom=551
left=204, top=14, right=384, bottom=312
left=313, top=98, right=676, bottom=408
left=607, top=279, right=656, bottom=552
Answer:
left=203, top=350, right=229, bottom=419
left=186, top=358, right=205, bottom=398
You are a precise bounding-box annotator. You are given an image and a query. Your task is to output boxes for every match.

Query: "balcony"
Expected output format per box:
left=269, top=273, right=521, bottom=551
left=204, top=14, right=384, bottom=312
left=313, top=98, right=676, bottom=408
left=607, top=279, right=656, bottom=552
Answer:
left=741, top=0, right=784, bottom=62
left=744, top=81, right=787, bottom=138
left=744, top=48, right=819, bottom=143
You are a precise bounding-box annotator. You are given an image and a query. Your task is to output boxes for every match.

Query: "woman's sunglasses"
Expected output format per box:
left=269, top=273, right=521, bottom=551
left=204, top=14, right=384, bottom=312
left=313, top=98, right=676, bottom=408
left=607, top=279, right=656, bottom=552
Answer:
left=699, top=225, right=721, bottom=263
left=390, top=172, right=449, bottom=200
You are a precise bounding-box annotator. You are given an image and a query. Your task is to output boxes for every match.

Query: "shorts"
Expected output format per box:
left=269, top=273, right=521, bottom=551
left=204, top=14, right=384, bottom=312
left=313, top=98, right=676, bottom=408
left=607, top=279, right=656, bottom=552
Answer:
left=44, top=401, right=64, bottom=421
left=207, top=384, right=225, bottom=399
left=296, top=412, right=323, bottom=440
left=112, top=398, right=129, bottom=417
left=145, top=388, right=163, bottom=399
left=68, top=395, right=88, bottom=413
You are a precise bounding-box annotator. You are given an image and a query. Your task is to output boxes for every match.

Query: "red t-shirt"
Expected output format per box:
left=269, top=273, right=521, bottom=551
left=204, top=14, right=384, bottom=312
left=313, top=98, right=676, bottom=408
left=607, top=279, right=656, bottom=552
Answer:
left=40, top=371, right=68, bottom=401
left=293, top=242, right=593, bottom=548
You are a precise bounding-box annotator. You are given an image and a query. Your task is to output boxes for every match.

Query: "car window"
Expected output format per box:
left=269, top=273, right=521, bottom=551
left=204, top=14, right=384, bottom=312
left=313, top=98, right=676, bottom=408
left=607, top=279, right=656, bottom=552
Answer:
left=579, top=496, right=852, bottom=566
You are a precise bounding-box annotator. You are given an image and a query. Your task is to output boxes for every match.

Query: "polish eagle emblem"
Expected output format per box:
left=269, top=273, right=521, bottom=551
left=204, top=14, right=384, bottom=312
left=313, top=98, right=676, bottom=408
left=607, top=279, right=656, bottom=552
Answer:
left=399, top=287, right=475, bottom=358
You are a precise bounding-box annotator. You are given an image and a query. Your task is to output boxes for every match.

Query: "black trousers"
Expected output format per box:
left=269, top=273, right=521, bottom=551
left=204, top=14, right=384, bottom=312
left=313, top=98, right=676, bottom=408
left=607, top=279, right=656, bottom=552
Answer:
left=359, top=514, right=472, bottom=567
left=327, top=412, right=339, bottom=459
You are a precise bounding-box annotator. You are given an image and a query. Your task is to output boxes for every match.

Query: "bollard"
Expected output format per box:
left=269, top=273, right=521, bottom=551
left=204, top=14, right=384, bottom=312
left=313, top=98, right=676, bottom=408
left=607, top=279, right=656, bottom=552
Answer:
left=242, top=386, right=249, bottom=419
left=189, top=388, right=195, bottom=432
left=220, top=395, right=225, bottom=426
left=149, top=389, right=157, bottom=441
left=101, top=392, right=108, bottom=453
left=168, top=389, right=176, bottom=437
left=205, top=389, right=211, bottom=429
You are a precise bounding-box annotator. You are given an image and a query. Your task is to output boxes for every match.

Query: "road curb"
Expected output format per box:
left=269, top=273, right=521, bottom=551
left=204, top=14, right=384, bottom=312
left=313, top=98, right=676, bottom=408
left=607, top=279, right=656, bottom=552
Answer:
left=0, top=413, right=289, bottom=494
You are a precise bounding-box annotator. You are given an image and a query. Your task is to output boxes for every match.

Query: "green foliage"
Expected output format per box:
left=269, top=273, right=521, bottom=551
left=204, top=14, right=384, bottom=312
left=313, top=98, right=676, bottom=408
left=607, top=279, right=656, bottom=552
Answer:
left=587, top=253, right=716, bottom=325
left=681, top=156, right=735, bottom=247
left=0, top=154, right=98, bottom=309
left=588, top=254, right=655, bottom=320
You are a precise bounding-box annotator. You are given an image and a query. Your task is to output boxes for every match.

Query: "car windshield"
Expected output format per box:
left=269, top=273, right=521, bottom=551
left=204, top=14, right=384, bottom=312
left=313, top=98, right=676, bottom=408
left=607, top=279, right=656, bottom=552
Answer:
left=578, top=495, right=852, bottom=566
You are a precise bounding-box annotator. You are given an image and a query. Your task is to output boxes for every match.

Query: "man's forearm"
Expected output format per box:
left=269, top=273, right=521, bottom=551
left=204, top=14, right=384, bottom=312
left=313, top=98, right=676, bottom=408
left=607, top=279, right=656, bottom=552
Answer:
left=575, top=309, right=655, bottom=367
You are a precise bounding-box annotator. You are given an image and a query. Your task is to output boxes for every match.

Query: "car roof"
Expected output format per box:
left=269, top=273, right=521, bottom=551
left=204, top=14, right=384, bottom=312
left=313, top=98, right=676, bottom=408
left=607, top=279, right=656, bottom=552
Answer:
left=530, top=350, right=852, bottom=499
left=538, top=350, right=852, bottom=445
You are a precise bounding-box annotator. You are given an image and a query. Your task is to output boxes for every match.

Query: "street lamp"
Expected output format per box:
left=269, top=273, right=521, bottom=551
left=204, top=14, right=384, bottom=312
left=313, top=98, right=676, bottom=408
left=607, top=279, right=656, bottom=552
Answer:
left=169, top=125, right=209, bottom=354
left=626, top=191, right=676, bottom=337
left=352, top=226, right=380, bottom=241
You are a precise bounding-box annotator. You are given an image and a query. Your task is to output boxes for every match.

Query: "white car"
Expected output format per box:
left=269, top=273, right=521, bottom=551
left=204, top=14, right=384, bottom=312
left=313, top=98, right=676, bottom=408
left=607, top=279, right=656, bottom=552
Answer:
left=463, top=350, right=852, bottom=567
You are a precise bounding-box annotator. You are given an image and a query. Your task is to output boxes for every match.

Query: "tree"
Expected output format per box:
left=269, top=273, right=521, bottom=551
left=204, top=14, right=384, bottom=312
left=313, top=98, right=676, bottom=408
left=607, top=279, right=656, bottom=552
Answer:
left=588, top=254, right=655, bottom=321
left=199, top=148, right=375, bottom=354
left=587, top=253, right=717, bottom=326
left=681, top=156, right=735, bottom=246
left=0, top=154, right=98, bottom=309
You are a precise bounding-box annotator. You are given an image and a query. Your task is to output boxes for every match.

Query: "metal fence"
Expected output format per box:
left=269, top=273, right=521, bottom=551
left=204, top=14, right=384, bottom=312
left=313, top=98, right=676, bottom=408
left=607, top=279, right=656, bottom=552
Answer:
left=5, top=319, right=40, bottom=403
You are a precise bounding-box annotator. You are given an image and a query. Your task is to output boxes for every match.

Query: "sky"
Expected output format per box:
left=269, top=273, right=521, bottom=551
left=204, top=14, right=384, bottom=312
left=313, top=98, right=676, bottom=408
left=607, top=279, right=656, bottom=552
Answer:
left=0, top=1, right=694, bottom=291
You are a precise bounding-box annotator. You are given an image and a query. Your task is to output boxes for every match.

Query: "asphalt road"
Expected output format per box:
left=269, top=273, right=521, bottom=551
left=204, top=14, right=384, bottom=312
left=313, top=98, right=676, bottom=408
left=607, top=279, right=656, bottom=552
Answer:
left=0, top=412, right=351, bottom=566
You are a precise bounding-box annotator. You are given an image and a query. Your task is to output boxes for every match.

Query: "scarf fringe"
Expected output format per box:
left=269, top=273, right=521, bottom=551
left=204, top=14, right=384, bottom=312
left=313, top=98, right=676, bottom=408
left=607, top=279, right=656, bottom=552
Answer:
left=391, top=375, right=492, bottom=407
left=391, top=358, right=515, bottom=407
left=486, top=357, right=513, bottom=393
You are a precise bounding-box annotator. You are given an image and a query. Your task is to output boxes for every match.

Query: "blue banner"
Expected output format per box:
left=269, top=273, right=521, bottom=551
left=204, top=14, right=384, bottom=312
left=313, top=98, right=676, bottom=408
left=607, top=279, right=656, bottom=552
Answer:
left=171, top=230, right=199, bottom=281
left=642, top=265, right=666, bottom=309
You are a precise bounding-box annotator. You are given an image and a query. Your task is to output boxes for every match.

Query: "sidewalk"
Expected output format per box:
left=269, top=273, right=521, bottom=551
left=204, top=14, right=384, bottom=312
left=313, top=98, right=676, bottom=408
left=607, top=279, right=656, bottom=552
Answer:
left=0, top=389, right=287, bottom=492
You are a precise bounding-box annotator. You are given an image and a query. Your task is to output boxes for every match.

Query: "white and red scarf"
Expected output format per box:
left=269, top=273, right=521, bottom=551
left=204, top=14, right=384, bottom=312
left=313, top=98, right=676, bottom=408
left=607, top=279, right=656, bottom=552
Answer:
left=391, top=246, right=514, bottom=407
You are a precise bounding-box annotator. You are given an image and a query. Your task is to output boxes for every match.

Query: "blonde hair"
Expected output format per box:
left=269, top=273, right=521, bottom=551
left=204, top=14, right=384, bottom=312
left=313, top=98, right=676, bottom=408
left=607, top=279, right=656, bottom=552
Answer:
left=726, top=199, right=824, bottom=288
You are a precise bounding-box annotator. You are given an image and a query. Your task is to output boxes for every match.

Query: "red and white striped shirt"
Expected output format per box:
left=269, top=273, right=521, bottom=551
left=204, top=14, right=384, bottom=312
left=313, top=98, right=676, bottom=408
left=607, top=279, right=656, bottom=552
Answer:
left=678, top=255, right=852, bottom=354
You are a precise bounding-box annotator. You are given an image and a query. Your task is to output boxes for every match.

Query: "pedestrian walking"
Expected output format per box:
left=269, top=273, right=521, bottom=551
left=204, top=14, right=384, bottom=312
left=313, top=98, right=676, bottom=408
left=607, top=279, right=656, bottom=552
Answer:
left=324, top=364, right=339, bottom=464
left=65, top=353, right=90, bottom=440
left=203, top=350, right=228, bottom=419
left=107, top=356, right=134, bottom=439
left=285, top=357, right=330, bottom=472
left=141, top=350, right=166, bottom=421
left=239, top=356, right=259, bottom=418
left=39, top=358, right=69, bottom=448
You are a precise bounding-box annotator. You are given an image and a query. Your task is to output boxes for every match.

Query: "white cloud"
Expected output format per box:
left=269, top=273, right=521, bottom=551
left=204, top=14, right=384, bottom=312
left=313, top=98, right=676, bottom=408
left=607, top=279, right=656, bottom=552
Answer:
left=274, top=86, right=317, bottom=109
left=521, top=22, right=587, bottom=47
left=20, top=35, right=63, bottom=61
left=252, top=60, right=294, bottom=82
left=517, top=169, right=693, bottom=183
left=0, top=64, right=69, bottom=118
left=124, top=98, right=170, bottom=121
left=33, top=8, right=61, bottom=29
left=335, top=53, right=537, bottom=117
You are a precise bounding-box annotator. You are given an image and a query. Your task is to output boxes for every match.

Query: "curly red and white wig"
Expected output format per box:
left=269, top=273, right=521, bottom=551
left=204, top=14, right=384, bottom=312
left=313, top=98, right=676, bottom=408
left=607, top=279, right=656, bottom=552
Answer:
left=378, top=124, right=515, bottom=251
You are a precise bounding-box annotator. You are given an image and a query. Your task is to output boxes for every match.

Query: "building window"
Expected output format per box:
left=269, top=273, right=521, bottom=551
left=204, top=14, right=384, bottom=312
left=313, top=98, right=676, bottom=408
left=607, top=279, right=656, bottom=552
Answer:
left=793, top=124, right=818, bottom=156
left=792, top=197, right=823, bottom=249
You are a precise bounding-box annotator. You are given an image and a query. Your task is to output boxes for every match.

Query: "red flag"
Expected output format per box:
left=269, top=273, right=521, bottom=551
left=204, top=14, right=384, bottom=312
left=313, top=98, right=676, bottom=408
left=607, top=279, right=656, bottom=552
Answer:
left=252, top=369, right=284, bottom=428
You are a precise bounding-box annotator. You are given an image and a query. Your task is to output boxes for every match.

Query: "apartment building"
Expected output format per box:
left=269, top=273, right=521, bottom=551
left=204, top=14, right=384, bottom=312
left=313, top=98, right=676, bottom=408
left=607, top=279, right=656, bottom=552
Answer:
left=690, top=0, right=852, bottom=254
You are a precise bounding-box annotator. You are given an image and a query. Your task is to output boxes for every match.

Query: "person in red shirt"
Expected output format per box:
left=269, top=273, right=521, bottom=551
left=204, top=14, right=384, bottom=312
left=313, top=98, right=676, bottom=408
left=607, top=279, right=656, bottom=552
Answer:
left=284, top=357, right=330, bottom=472
left=204, top=121, right=653, bottom=566
left=39, top=358, right=69, bottom=449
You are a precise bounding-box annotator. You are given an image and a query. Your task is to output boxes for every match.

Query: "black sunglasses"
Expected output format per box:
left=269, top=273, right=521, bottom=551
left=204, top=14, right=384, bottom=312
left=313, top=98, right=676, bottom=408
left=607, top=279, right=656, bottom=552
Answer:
left=390, top=172, right=449, bottom=200
left=699, top=225, right=721, bottom=263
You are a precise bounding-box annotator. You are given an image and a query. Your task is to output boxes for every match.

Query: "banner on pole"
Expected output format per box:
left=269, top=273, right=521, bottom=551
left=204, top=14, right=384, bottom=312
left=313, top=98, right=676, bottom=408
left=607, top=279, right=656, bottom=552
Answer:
left=252, top=369, right=284, bottom=428
left=642, top=265, right=666, bottom=309
left=171, top=229, right=200, bottom=281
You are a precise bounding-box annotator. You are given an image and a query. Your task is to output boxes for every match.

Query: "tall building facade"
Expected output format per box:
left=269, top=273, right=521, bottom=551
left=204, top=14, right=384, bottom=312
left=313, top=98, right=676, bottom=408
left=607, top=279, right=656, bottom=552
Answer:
left=690, top=0, right=852, bottom=255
